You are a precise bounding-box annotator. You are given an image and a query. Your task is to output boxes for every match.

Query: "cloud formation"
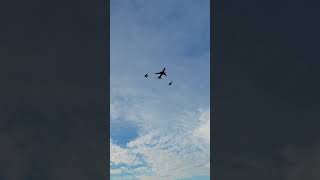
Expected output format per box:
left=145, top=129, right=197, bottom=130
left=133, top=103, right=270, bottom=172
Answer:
left=111, top=109, right=210, bottom=179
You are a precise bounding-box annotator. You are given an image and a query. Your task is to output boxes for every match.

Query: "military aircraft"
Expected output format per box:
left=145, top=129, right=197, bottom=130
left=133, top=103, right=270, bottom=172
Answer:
left=154, top=68, right=167, bottom=79
left=169, top=81, right=173, bottom=86
left=144, top=73, right=148, bottom=78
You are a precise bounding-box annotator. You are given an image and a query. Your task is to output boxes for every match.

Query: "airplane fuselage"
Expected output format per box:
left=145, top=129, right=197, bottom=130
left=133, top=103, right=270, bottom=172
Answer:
left=157, top=72, right=166, bottom=79
left=155, top=68, right=167, bottom=79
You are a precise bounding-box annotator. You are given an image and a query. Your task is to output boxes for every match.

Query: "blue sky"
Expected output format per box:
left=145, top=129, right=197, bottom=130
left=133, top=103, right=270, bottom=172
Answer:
left=110, top=0, right=210, bottom=179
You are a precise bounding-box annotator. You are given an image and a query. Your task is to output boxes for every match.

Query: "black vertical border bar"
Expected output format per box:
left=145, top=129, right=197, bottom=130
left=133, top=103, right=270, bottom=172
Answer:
left=210, top=0, right=214, bottom=177
left=106, top=0, right=110, bottom=178
left=211, top=0, right=222, bottom=178
left=0, top=0, right=110, bottom=179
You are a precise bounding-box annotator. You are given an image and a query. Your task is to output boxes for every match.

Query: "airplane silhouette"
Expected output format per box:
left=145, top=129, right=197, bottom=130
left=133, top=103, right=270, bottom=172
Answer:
left=169, top=81, right=173, bottom=86
left=154, top=68, right=167, bottom=79
left=145, top=73, right=148, bottom=78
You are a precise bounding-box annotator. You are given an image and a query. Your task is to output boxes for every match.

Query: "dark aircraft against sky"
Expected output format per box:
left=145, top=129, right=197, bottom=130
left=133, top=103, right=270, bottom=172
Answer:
left=155, top=68, right=167, bottom=79
left=145, top=67, right=173, bottom=86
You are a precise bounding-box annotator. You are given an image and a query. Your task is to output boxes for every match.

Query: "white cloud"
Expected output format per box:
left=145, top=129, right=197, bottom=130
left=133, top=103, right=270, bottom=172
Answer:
left=193, top=108, right=210, bottom=144
left=110, top=141, right=141, bottom=166
left=110, top=109, right=210, bottom=179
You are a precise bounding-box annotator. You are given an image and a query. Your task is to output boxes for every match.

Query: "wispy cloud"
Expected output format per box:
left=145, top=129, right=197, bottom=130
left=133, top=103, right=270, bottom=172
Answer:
left=110, top=109, right=210, bottom=179
left=110, top=140, right=142, bottom=166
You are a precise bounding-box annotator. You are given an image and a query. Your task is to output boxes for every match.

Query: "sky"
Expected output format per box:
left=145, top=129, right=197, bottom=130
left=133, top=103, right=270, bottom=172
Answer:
left=110, top=0, right=210, bottom=179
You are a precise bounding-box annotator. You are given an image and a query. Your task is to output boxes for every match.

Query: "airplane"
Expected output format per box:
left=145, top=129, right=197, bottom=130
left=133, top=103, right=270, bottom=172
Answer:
left=145, top=73, right=148, bottom=78
left=169, top=81, right=173, bottom=86
left=154, top=68, right=167, bottom=79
